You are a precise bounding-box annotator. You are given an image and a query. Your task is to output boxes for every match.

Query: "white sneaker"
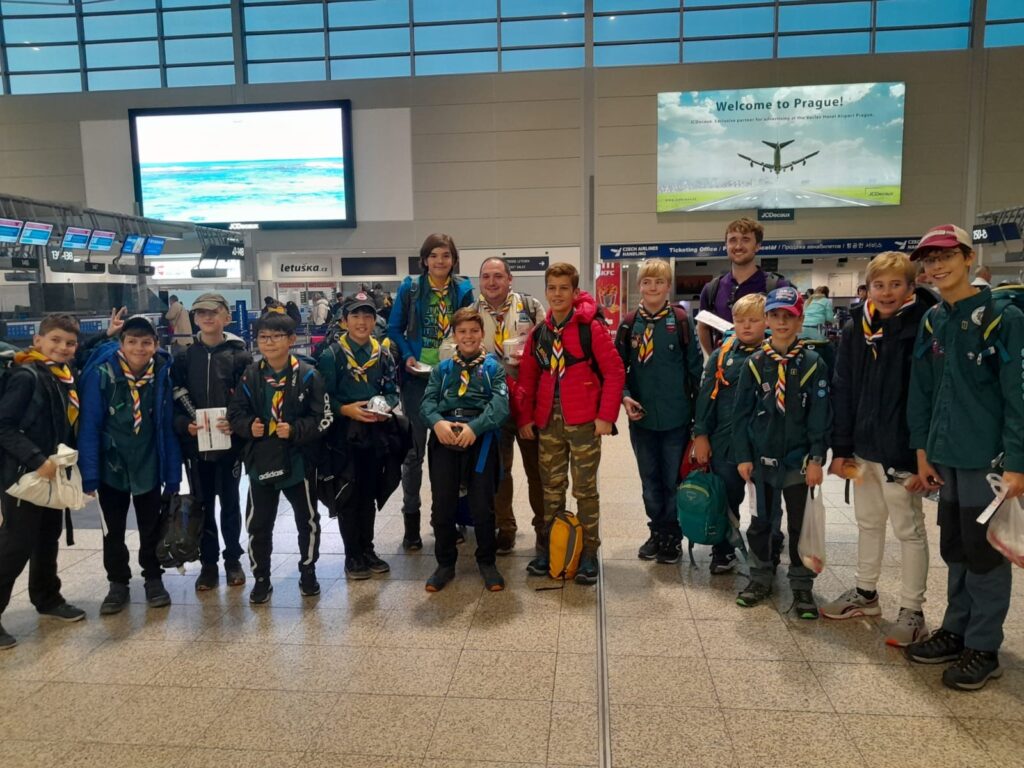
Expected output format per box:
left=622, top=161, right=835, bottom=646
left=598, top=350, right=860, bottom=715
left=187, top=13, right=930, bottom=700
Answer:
left=821, top=588, right=882, bottom=620
left=885, top=608, right=928, bottom=647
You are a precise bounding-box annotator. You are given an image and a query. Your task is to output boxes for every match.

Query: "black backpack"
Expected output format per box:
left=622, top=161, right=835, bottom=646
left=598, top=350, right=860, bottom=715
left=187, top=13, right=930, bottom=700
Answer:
left=155, top=492, right=204, bottom=568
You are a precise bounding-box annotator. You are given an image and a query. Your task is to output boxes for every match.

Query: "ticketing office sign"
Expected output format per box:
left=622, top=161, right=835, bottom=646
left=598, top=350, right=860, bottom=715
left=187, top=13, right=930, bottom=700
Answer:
left=600, top=236, right=922, bottom=261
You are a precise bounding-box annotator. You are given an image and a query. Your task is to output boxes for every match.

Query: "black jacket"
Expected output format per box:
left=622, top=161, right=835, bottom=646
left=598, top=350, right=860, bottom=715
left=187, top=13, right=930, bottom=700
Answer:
left=0, top=364, right=77, bottom=489
left=832, top=287, right=938, bottom=473
left=227, top=358, right=332, bottom=476
left=171, top=333, right=252, bottom=460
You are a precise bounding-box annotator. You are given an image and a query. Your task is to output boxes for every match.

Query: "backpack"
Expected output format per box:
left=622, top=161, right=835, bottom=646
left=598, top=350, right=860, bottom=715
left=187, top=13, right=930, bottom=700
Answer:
left=706, top=270, right=784, bottom=312
left=677, top=468, right=744, bottom=566
left=539, top=509, right=584, bottom=588
left=530, top=307, right=613, bottom=380
left=916, top=284, right=1024, bottom=370
left=155, top=492, right=204, bottom=568
left=617, top=305, right=691, bottom=357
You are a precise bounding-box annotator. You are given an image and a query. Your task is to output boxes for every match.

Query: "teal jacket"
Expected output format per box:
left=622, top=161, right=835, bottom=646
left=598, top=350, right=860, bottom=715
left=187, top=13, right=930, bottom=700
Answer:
left=693, top=337, right=761, bottom=462
left=421, top=354, right=509, bottom=437
left=317, top=335, right=400, bottom=415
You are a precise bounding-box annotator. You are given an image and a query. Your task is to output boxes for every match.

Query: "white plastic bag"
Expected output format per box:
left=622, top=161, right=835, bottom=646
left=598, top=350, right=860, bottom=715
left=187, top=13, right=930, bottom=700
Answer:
left=798, top=487, right=826, bottom=573
left=6, top=444, right=86, bottom=511
left=985, top=474, right=1024, bottom=568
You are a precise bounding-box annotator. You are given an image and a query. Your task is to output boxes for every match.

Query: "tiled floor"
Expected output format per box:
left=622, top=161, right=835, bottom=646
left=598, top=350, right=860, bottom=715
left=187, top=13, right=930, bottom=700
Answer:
left=2, top=414, right=1023, bottom=767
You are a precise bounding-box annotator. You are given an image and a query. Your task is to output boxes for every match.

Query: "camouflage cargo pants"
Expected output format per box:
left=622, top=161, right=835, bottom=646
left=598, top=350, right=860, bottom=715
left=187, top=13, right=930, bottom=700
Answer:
left=538, top=403, right=601, bottom=553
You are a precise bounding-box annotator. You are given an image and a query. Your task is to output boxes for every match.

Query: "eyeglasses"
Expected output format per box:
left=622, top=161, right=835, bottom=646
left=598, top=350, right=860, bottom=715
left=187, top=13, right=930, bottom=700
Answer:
left=257, top=334, right=290, bottom=343
left=921, top=249, right=962, bottom=267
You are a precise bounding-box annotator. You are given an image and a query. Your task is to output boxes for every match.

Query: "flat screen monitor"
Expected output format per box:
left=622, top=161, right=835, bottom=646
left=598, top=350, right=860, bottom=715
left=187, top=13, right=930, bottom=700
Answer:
left=87, top=230, right=116, bottom=251
left=0, top=218, right=23, bottom=244
left=142, top=236, right=165, bottom=256
left=19, top=222, right=53, bottom=246
left=61, top=227, right=92, bottom=250
left=121, top=234, right=146, bottom=255
left=657, top=82, right=906, bottom=212
left=129, top=100, right=356, bottom=229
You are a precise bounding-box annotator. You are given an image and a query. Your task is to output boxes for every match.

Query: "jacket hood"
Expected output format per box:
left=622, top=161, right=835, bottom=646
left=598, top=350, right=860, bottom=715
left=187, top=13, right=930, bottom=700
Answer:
left=849, top=285, right=939, bottom=323
left=194, top=331, right=246, bottom=351
left=547, top=290, right=598, bottom=327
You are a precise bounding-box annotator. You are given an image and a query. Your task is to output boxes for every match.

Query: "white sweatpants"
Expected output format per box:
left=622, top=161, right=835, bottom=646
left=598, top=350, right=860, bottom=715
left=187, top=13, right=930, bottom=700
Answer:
left=853, top=458, right=930, bottom=611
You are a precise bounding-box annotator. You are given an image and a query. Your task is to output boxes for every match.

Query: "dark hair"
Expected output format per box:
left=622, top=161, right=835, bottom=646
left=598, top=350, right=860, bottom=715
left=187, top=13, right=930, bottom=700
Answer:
left=256, top=313, right=297, bottom=336
left=857, top=284, right=867, bottom=293
left=263, top=296, right=275, bottom=305
left=38, top=313, right=80, bottom=336
left=419, top=233, right=459, bottom=274
left=452, top=307, right=484, bottom=331
left=480, top=257, right=511, bottom=277
left=545, top=262, right=579, bottom=290
left=169, top=295, right=179, bottom=302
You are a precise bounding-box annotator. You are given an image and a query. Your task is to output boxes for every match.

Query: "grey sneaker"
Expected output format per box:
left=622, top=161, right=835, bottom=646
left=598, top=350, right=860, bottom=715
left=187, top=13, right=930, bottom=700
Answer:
left=38, top=602, right=86, bottom=622
left=821, top=588, right=882, bottom=620
left=885, top=608, right=928, bottom=648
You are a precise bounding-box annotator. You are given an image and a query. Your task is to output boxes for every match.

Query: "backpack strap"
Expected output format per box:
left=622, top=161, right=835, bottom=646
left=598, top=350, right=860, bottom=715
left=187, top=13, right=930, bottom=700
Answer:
left=710, top=336, right=737, bottom=400
left=707, top=274, right=724, bottom=311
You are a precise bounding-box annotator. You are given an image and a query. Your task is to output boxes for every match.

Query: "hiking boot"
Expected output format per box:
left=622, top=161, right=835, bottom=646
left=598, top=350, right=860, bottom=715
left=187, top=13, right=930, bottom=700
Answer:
left=575, top=554, right=599, bottom=585
left=710, top=550, right=737, bottom=575
left=425, top=564, right=456, bottom=593
left=299, top=570, right=320, bottom=597
left=363, top=549, right=391, bottom=574
left=194, top=564, right=219, bottom=592
left=822, top=588, right=881, bottom=620
left=655, top=536, right=682, bottom=565
left=638, top=533, right=660, bottom=561
left=906, top=628, right=965, bottom=664
left=100, top=583, right=130, bottom=615
left=345, top=556, right=372, bottom=580
left=736, top=581, right=771, bottom=607
left=0, top=623, right=15, bottom=650
left=885, top=608, right=928, bottom=648
left=38, top=602, right=86, bottom=623
left=792, top=589, right=819, bottom=620
left=479, top=563, right=506, bottom=592
left=225, top=561, right=246, bottom=586
left=526, top=555, right=549, bottom=576
left=145, top=578, right=171, bottom=609
left=495, top=530, right=516, bottom=555
left=249, top=577, right=273, bottom=604
left=942, top=648, right=1003, bottom=691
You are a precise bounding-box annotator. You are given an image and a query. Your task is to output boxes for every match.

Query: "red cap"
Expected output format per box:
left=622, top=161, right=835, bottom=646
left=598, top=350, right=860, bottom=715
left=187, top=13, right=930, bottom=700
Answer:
left=911, top=224, right=972, bottom=261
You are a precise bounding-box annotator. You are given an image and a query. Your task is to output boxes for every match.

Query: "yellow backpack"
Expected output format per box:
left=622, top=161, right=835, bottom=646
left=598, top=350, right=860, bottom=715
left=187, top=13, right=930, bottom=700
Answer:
left=547, top=510, right=584, bottom=581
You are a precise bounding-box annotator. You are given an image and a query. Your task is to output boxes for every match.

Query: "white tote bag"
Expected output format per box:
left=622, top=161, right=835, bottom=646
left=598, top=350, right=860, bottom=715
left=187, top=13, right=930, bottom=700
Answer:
left=6, top=444, right=86, bottom=511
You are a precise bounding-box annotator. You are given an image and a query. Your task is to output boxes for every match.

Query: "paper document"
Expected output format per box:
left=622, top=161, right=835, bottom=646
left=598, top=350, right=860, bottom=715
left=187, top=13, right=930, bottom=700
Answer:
left=695, top=310, right=734, bottom=334
left=197, top=408, right=231, bottom=452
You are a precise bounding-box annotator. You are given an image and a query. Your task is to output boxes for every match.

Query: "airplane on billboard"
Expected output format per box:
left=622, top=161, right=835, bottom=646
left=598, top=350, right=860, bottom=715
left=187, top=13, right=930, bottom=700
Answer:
left=738, top=140, right=819, bottom=174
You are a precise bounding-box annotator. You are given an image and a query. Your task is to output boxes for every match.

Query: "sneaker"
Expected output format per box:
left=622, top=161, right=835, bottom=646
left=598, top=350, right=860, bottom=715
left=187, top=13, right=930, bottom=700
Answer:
left=655, top=537, right=682, bottom=565
left=225, top=561, right=246, bottom=587
left=821, top=588, right=882, bottom=620
left=0, top=623, right=15, bottom=650
left=710, top=551, right=737, bottom=575
left=495, top=531, right=516, bottom=555
left=194, top=564, right=219, bottom=592
left=425, top=564, right=456, bottom=593
left=526, top=555, right=549, bottom=576
left=38, top=602, right=86, bottom=623
left=885, top=608, right=928, bottom=648
left=792, top=589, right=819, bottom=620
left=144, top=578, right=171, bottom=609
left=575, top=554, right=599, bottom=585
left=455, top=525, right=467, bottom=545
left=736, top=581, right=772, bottom=607
left=299, top=570, right=320, bottom=597
left=906, top=628, right=965, bottom=664
left=363, top=550, right=391, bottom=574
left=249, top=577, right=273, bottom=604
left=942, top=648, right=1003, bottom=691
left=402, top=534, right=423, bottom=551
left=345, top=556, right=372, bottom=580
left=638, top=533, right=660, bottom=561
left=100, top=583, right=130, bottom=616
left=479, top=563, right=505, bottom=592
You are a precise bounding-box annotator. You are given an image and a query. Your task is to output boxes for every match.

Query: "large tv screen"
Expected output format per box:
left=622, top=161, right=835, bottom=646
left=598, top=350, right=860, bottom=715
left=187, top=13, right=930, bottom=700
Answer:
left=129, top=101, right=355, bottom=229
left=657, top=82, right=905, bottom=212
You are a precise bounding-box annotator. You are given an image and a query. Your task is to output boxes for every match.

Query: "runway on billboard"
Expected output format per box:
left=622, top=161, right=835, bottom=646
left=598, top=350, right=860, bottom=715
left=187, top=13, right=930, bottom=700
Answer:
left=674, top=186, right=887, bottom=212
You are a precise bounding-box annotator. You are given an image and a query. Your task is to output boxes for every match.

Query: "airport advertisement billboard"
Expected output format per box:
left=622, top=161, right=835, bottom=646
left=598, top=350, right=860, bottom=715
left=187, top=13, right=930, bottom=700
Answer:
left=657, top=82, right=905, bottom=213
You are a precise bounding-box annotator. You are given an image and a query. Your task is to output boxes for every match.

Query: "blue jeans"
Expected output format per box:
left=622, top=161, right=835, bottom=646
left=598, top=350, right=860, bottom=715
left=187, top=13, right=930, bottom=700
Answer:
left=629, top=423, right=687, bottom=537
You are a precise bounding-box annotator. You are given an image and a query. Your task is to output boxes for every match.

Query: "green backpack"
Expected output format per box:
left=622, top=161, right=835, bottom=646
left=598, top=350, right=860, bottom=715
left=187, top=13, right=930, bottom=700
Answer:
left=677, top=468, right=743, bottom=566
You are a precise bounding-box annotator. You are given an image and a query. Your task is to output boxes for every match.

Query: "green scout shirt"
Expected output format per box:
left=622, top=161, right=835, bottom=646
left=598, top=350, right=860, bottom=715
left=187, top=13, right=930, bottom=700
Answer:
left=907, top=287, right=1024, bottom=472
left=101, top=376, right=159, bottom=495
left=419, top=291, right=444, bottom=367
left=421, top=354, right=510, bottom=437
left=693, top=337, right=761, bottom=462
left=621, top=306, right=703, bottom=432
left=256, top=371, right=304, bottom=489
left=731, top=342, right=832, bottom=486
left=317, top=334, right=400, bottom=414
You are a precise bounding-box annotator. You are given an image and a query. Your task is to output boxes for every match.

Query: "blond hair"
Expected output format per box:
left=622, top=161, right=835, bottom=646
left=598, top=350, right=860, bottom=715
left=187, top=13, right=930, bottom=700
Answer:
left=637, top=258, right=671, bottom=283
left=731, top=293, right=766, bottom=319
left=866, top=251, right=916, bottom=285
left=725, top=217, right=764, bottom=244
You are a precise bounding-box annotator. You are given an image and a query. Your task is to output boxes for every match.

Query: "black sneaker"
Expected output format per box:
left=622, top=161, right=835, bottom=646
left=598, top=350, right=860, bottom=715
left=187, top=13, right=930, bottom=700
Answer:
left=225, top=561, right=246, bottom=587
left=526, top=556, right=549, bottom=576
left=942, top=648, right=1003, bottom=691
left=656, top=537, right=682, bottom=565
left=299, top=570, right=320, bottom=597
left=345, top=556, right=372, bottom=580
left=425, top=564, right=456, bottom=592
left=736, top=581, right=771, bottom=607
left=402, top=534, right=423, bottom=551
left=710, top=551, right=737, bottom=575
left=638, top=533, right=660, bottom=561
left=194, top=564, right=219, bottom=592
left=144, top=578, right=171, bottom=608
left=38, top=602, right=86, bottom=622
left=575, top=554, right=599, bottom=585
left=0, top=622, right=17, bottom=650
left=906, top=628, right=966, bottom=664
left=792, top=589, right=819, bottom=620
left=455, top=525, right=467, bottom=545
left=402, top=514, right=422, bottom=551
left=249, top=577, right=273, bottom=604
left=100, top=583, right=130, bottom=616
left=363, top=550, right=390, bottom=574
left=479, top=563, right=505, bottom=592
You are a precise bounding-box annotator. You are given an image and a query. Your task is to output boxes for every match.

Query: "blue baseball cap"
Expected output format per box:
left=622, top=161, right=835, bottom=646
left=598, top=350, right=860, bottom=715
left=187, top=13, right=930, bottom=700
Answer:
left=765, top=286, right=804, bottom=317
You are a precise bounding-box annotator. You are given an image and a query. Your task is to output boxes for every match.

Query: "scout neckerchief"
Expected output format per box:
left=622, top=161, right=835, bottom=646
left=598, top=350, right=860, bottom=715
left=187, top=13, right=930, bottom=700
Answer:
left=485, top=293, right=516, bottom=351
left=116, top=351, right=155, bottom=435
left=430, top=276, right=453, bottom=342
left=636, top=303, right=671, bottom=365
left=862, top=295, right=917, bottom=360
left=710, top=336, right=759, bottom=400
left=454, top=348, right=487, bottom=397
left=549, top=311, right=573, bottom=379
left=339, top=333, right=380, bottom=383
left=761, top=340, right=804, bottom=414
left=262, top=355, right=298, bottom=435
left=16, top=349, right=79, bottom=428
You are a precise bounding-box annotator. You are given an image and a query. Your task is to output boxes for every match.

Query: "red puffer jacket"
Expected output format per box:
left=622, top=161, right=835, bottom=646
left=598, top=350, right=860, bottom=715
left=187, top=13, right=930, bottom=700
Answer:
left=516, top=291, right=625, bottom=429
